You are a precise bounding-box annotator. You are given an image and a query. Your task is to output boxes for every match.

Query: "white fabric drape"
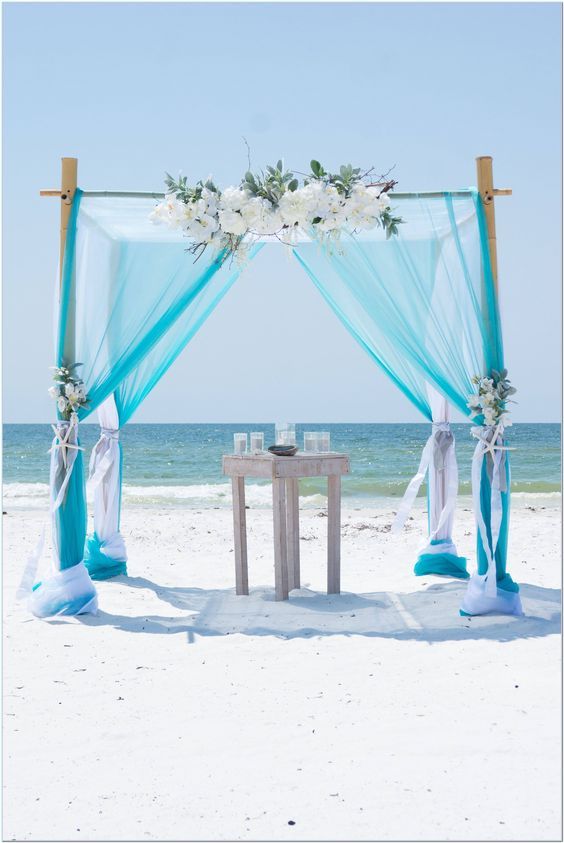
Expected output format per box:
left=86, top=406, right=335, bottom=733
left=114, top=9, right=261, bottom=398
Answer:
left=420, top=388, right=460, bottom=556
left=392, top=388, right=460, bottom=555
left=88, top=394, right=127, bottom=563
left=29, top=562, right=98, bottom=618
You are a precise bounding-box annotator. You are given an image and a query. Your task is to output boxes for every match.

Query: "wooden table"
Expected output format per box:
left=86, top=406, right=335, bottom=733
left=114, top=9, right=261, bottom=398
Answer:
left=222, top=452, right=350, bottom=601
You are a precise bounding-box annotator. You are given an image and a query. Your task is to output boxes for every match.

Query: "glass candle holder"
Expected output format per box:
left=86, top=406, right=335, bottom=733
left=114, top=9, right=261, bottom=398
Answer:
left=233, top=433, right=248, bottom=455
left=318, top=431, right=331, bottom=453
left=304, top=432, right=318, bottom=452
left=250, top=431, right=264, bottom=454
left=275, top=422, right=296, bottom=446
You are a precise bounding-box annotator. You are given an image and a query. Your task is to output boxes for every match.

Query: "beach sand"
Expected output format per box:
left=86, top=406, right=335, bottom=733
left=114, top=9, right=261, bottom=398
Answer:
left=3, top=499, right=561, bottom=841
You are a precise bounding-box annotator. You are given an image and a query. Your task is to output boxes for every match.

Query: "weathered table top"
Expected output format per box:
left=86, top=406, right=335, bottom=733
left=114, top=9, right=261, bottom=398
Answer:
left=222, top=452, right=350, bottom=479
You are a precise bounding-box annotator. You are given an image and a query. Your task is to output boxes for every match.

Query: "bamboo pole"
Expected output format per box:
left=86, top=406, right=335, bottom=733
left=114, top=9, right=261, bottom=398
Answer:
left=59, top=158, right=78, bottom=362
left=59, top=158, right=78, bottom=287
left=475, top=155, right=512, bottom=371
left=476, top=156, right=501, bottom=292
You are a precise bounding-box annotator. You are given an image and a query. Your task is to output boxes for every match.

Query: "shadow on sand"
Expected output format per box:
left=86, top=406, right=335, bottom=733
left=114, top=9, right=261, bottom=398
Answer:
left=73, top=576, right=561, bottom=644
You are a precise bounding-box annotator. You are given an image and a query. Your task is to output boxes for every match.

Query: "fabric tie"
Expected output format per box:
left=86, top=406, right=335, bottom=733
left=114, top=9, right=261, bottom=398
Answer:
left=49, top=415, right=83, bottom=510
left=88, top=426, right=120, bottom=489
left=432, top=422, right=453, bottom=470
left=392, top=422, right=457, bottom=539
left=470, top=423, right=513, bottom=596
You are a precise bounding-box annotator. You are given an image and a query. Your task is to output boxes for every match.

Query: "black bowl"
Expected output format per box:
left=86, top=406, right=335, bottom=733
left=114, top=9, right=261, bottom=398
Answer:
left=268, top=444, right=298, bottom=457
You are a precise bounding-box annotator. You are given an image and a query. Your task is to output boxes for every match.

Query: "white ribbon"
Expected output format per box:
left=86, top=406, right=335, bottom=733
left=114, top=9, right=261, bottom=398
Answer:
left=392, top=422, right=456, bottom=538
left=88, top=427, right=120, bottom=489
left=49, top=415, right=83, bottom=511
left=88, top=422, right=125, bottom=560
left=470, top=423, right=513, bottom=597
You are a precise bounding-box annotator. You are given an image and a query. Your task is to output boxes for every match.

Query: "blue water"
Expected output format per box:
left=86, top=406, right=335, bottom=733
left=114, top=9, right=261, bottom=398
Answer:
left=3, top=423, right=560, bottom=509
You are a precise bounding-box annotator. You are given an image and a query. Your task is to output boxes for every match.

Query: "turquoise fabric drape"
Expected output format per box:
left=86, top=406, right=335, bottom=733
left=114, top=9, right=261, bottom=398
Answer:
left=478, top=452, right=515, bottom=591
left=56, top=190, right=251, bottom=580
left=84, top=241, right=262, bottom=580
left=293, top=189, right=514, bottom=591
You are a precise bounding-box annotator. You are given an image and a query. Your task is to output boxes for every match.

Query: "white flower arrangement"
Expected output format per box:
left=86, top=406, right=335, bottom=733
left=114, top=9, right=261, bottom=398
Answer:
left=150, top=159, right=403, bottom=263
left=467, top=369, right=516, bottom=428
left=49, top=364, right=89, bottom=421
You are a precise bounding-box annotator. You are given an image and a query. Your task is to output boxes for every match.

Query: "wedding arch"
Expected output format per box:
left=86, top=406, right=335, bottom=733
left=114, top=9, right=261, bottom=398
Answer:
left=27, top=155, right=521, bottom=620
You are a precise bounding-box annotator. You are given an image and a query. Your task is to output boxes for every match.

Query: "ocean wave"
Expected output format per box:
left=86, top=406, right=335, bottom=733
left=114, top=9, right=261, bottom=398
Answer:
left=122, top=483, right=327, bottom=508
left=2, top=481, right=560, bottom=510
left=3, top=482, right=50, bottom=499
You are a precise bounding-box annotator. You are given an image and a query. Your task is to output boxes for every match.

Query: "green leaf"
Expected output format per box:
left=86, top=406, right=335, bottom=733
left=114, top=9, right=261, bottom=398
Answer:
left=276, top=159, right=283, bottom=172
left=311, top=160, right=321, bottom=177
left=288, top=179, right=298, bottom=192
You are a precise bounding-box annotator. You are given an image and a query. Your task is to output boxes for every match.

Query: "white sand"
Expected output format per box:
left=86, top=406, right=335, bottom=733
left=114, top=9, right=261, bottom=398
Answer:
left=3, top=499, right=561, bottom=841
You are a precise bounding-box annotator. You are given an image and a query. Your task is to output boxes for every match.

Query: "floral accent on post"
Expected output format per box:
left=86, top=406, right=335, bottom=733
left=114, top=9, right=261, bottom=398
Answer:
left=48, top=364, right=89, bottom=420
left=466, top=368, right=516, bottom=428
left=150, top=159, right=403, bottom=263
left=466, top=369, right=516, bottom=599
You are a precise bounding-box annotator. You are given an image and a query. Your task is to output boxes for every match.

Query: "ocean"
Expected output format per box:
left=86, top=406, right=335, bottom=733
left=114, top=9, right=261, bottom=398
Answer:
left=2, top=423, right=560, bottom=511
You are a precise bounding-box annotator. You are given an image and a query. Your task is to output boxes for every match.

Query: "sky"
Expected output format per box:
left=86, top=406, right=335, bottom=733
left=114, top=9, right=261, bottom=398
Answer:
left=3, top=1, right=561, bottom=423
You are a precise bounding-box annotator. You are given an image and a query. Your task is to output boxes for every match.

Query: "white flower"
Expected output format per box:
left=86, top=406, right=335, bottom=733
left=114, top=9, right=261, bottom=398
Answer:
left=57, top=396, right=69, bottom=414
left=482, top=391, right=496, bottom=406
left=499, top=413, right=513, bottom=427
left=344, top=191, right=379, bottom=229
left=150, top=196, right=185, bottom=229
left=301, top=181, right=330, bottom=218
left=48, top=385, right=60, bottom=399
left=220, top=187, right=249, bottom=213
left=241, top=198, right=283, bottom=235
left=201, top=188, right=219, bottom=216
left=467, top=394, right=482, bottom=411
left=324, top=185, right=343, bottom=213
left=483, top=407, right=496, bottom=426
left=187, top=213, right=219, bottom=243
left=279, top=188, right=315, bottom=228
left=218, top=209, right=247, bottom=236
left=481, top=377, right=494, bottom=391
left=64, top=382, right=75, bottom=398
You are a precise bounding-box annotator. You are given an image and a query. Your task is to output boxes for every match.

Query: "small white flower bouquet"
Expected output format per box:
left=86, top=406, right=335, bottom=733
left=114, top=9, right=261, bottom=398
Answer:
left=467, top=369, right=516, bottom=428
left=49, top=364, right=89, bottom=420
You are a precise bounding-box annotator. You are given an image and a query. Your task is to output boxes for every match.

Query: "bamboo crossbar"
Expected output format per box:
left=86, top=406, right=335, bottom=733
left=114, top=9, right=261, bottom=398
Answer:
left=43, top=188, right=494, bottom=199
left=42, top=188, right=502, bottom=200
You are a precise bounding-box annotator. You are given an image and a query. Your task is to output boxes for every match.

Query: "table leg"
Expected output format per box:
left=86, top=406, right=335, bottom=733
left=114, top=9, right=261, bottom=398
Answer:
left=327, top=474, right=341, bottom=594
left=272, top=478, right=289, bottom=601
left=286, top=478, right=300, bottom=591
left=231, top=476, right=248, bottom=595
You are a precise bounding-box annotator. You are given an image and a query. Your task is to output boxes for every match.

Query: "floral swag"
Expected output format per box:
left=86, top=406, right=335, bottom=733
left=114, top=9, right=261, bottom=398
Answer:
left=150, top=159, right=403, bottom=262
